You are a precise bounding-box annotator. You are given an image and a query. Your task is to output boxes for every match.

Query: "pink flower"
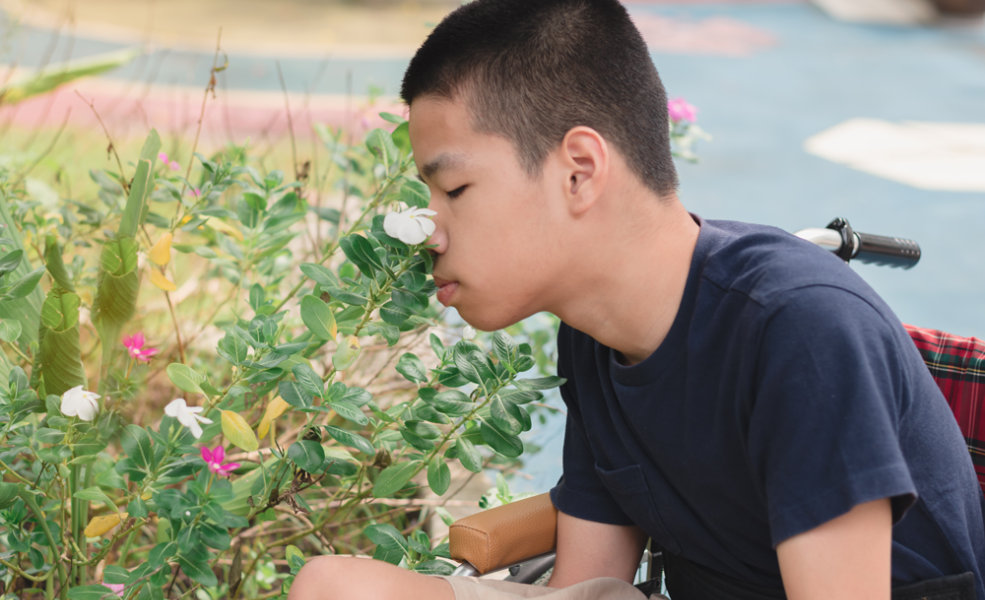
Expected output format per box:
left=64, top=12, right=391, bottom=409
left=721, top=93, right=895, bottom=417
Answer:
left=122, top=332, right=159, bottom=362
left=104, top=582, right=125, bottom=597
left=158, top=152, right=181, bottom=172
left=200, top=446, right=241, bottom=476
left=668, top=98, right=698, bottom=123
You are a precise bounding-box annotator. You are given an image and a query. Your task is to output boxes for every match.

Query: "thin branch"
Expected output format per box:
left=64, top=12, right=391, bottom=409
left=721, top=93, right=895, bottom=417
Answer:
left=74, top=91, right=129, bottom=194
left=275, top=62, right=300, bottom=182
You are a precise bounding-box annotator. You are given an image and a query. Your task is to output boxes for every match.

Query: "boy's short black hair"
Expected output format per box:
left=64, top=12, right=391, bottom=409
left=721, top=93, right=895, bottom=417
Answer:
left=401, top=0, right=678, bottom=197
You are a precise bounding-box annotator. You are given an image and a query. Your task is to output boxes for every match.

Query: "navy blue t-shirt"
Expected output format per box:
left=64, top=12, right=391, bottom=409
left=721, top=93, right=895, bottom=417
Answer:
left=550, top=217, right=985, bottom=595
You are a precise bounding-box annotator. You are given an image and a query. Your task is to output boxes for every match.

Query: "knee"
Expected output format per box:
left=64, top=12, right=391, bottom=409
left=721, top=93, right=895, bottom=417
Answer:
left=288, top=555, right=345, bottom=600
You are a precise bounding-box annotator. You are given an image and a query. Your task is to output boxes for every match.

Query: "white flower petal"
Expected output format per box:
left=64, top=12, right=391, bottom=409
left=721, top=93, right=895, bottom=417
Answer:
left=397, top=220, right=427, bottom=245
left=383, top=212, right=404, bottom=239
left=417, top=217, right=436, bottom=237
left=164, top=399, right=186, bottom=417
left=196, top=415, right=214, bottom=425
left=410, top=208, right=437, bottom=217
left=189, top=420, right=203, bottom=439
left=76, top=396, right=98, bottom=422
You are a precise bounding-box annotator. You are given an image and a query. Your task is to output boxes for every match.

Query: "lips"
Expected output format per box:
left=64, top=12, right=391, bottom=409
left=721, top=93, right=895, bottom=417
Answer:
left=433, top=275, right=459, bottom=306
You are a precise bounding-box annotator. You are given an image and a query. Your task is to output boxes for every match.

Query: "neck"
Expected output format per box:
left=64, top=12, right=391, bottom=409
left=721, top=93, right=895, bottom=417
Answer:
left=548, top=193, right=700, bottom=366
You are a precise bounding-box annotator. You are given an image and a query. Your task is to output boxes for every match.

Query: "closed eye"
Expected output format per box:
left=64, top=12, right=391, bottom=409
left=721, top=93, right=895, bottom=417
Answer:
left=447, top=185, right=467, bottom=199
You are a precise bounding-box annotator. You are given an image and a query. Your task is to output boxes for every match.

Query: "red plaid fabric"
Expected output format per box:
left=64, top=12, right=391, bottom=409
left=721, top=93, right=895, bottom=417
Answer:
left=905, top=324, right=985, bottom=493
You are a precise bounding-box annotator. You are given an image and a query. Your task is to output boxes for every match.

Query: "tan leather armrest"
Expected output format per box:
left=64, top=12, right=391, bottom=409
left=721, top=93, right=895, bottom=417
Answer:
left=449, top=493, right=558, bottom=574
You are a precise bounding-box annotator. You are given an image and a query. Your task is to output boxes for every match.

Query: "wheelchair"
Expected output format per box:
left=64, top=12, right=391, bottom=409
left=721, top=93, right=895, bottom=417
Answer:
left=445, top=218, right=985, bottom=594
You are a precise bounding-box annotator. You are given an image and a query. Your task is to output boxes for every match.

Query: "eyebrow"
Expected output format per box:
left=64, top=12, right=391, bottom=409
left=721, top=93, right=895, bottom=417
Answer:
left=419, top=152, right=466, bottom=181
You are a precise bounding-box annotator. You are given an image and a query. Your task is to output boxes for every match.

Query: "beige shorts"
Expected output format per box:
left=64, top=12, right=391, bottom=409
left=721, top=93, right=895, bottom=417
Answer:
left=441, top=576, right=667, bottom=600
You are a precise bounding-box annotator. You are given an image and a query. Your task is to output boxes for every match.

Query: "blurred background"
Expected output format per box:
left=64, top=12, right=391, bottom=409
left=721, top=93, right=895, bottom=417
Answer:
left=2, top=0, right=983, bottom=495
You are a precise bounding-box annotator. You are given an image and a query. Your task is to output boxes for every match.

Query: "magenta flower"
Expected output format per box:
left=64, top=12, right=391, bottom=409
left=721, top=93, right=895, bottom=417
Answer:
left=103, top=582, right=125, bottom=597
left=668, top=98, right=698, bottom=123
left=200, top=446, right=241, bottom=476
left=122, top=332, right=159, bottom=362
left=158, top=151, right=180, bottom=171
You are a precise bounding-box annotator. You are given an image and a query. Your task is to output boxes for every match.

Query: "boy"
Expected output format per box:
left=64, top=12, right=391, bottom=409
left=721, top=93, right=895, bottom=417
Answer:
left=290, top=1, right=985, bottom=598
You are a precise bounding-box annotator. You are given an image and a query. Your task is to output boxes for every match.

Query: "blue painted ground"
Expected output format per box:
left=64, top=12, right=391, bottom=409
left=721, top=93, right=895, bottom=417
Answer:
left=5, top=3, right=985, bottom=494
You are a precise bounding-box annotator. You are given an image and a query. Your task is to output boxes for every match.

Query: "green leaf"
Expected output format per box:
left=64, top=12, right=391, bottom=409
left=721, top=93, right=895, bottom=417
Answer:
left=0, top=482, right=22, bottom=509
left=395, top=353, right=428, bottom=384
left=41, top=286, right=81, bottom=331
left=40, top=323, right=87, bottom=397
left=404, top=420, right=441, bottom=440
left=300, top=295, right=336, bottom=340
left=0, top=319, right=22, bottom=343
left=415, top=560, right=455, bottom=576
left=490, top=396, right=524, bottom=436
left=291, top=363, right=324, bottom=397
left=323, top=425, right=374, bottom=455
left=378, top=112, right=406, bottom=124
left=480, top=420, right=523, bottom=458
left=455, top=437, right=482, bottom=473
left=67, top=584, right=120, bottom=600
left=0, top=47, right=138, bottom=105
left=421, top=389, right=475, bottom=416
left=364, top=523, right=409, bottom=552
left=279, top=380, right=313, bottom=409
left=288, top=440, right=325, bottom=473
left=427, top=458, right=450, bottom=496
left=380, top=301, right=412, bottom=326
left=513, top=376, right=567, bottom=391
left=300, top=263, right=340, bottom=288
left=127, top=497, right=148, bottom=518
left=217, top=332, right=249, bottom=365
left=120, top=159, right=153, bottom=238
left=121, top=424, right=154, bottom=469
left=329, top=400, right=368, bottom=426
left=5, top=265, right=46, bottom=300
left=74, top=486, right=118, bottom=513
left=286, top=544, right=306, bottom=573
left=373, top=460, right=422, bottom=498
left=453, top=350, right=483, bottom=385
left=103, top=565, right=130, bottom=584
left=492, top=330, right=518, bottom=369
left=177, top=556, right=218, bottom=587
left=43, top=235, right=75, bottom=292
left=0, top=248, right=23, bottom=277
left=366, top=128, right=400, bottom=171
left=399, top=179, right=430, bottom=209
left=332, top=337, right=361, bottom=371
left=167, top=363, right=206, bottom=395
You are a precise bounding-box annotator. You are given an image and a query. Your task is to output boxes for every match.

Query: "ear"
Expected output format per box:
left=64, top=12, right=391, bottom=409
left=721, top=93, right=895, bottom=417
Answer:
left=559, top=126, right=609, bottom=217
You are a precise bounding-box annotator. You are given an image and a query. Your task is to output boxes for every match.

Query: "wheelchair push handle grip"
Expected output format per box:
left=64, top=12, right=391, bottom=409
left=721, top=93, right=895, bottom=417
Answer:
left=795, top=218, right=921, bottom=270
left=854, top=232, right=921, bottom=269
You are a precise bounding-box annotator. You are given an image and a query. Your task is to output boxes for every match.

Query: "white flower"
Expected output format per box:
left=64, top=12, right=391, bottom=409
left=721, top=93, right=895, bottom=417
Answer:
left=164, top=398, right=213, bottom=439
left=61, top=386, right=100, bottom=422
left=383, top=208, right=437, bottom=245
left=462, top=325, right=477, bottom=341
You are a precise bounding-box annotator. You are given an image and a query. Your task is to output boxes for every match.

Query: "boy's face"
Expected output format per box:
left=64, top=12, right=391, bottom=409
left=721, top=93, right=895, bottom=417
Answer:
left=409, top=95, right=565, bottom=331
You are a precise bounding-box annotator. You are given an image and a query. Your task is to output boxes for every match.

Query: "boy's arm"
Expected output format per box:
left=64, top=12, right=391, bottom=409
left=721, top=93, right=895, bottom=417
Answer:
left=777, top=498, right=892, bottom=600
left=547, top=510, right=649, bottom=588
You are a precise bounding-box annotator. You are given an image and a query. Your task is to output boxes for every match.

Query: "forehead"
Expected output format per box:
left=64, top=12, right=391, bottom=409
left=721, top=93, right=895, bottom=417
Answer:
left=408, top=95, right=524, bottom=180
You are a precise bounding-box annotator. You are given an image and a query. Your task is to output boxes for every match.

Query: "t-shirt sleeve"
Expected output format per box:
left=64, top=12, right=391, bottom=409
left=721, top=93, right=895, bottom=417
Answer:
left=750, top=285, right=917, bottom=547
left=550, top=327, right=635, bottom=526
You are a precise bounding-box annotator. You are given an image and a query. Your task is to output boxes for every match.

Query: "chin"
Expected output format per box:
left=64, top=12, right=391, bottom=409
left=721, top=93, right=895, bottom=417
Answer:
left=457, top=303, right=532, bottom=333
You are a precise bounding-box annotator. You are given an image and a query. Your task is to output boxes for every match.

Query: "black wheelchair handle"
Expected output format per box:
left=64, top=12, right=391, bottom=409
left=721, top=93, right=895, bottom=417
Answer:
left=853, top=231, right=921, bottom=269
left=793, top=218, right=921, bottom=270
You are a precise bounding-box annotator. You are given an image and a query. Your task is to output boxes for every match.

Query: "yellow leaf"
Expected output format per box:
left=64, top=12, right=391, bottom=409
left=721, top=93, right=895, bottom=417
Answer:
left=221, top=409, right=258, bottom=452
left=204, top=218, right=244, bottom=242
left=257, top=396, right=290, bottom=440
left=85, top=512, right=128, bottom=537
left=148, top=232, right=173, bottom=266
left=141, top=491, right=152, bottom=500
left=148, top=268, right=176, bottom=291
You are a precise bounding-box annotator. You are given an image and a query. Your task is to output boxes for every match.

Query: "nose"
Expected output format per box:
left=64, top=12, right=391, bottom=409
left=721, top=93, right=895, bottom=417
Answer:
left=427, top=200, right=449, bottom=256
